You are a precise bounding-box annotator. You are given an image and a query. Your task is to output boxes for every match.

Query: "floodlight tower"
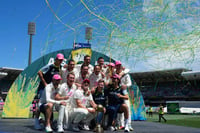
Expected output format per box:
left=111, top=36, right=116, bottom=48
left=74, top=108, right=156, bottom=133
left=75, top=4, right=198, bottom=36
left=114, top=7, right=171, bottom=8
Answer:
left=85, top=27, right=92, bottom=44
left=28, top=22, right=36, bottom=66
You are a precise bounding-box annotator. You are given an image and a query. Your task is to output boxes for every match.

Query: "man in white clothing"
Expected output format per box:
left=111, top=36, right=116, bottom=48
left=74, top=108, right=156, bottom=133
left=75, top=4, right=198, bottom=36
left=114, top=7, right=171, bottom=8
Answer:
left=55, top=72, right=77, bottom=132
left=75, top=55, right=94, bottom=75
left=39, top=74, right=66, bottom=132
left=89, top=65, right=105, bottom=89
left=120, top=69, right=133, bottom=131
left=61, top=59, right=77, bottom=83
left=75, top=64, right=90, bottom=87
left=97, top=57, right=108, bottom=75
left=70, top=79, right=97, bottom=132
left=115, top=61, right=133, bottom=131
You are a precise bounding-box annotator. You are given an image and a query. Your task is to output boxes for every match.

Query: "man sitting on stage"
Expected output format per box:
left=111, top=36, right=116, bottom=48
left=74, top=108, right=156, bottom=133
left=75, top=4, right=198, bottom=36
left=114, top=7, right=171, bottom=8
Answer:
left=70, top=79, right=97, bottom=132
left=39, top=74, right=66, bottom=132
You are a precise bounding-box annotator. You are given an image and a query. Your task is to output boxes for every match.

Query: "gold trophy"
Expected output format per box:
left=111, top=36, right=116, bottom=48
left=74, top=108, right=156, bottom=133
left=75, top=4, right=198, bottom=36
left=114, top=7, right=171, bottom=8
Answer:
left=95, top=104, right=104, bottom=133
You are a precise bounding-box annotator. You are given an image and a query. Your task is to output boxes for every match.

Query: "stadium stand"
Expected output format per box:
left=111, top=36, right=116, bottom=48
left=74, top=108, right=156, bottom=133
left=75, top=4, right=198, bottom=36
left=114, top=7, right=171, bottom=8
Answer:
left=130, top=68, right=200, bottom=107
left=0, top=67, right=23, bottom=100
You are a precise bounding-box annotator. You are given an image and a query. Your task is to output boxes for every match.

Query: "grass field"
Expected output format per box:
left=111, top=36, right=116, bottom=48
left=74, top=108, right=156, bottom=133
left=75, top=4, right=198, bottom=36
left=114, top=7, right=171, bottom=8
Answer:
left=1, top=111, right=200, bottom=129
left=146, top=113, right=200, bottom=128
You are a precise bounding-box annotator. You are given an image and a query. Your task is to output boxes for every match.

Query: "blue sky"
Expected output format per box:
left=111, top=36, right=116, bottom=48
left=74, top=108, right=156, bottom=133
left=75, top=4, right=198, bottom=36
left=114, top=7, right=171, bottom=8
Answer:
left=0, top=0, right=200, bottom=72
left=0, top=1, right=49, bottom=69
left=0, top=0, right=100, bottom=69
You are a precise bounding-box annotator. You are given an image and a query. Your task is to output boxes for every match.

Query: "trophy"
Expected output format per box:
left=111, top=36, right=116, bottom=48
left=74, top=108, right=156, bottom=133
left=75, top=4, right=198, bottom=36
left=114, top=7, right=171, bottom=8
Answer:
left=95, top=104, right=104, bottom=133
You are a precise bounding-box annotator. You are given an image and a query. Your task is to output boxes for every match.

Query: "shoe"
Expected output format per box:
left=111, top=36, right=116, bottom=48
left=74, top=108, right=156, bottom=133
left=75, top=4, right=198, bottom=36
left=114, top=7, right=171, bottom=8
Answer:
left=118, top=126, right=124, bottom=130
left=63, top=125, right=68, bottom=130
left=124, top=126, right=130, bottom=132
left=129, top=126, right=134, bottom=131
left=128, top=125, right=134, bottom=131
left=57, top=125, right=64, bottom=133
left=34, top=119, right=42, bottom=130
left=108, top=126, right=115, bottom=132
left=83, top=124, right=90, bottom=131
left=45, top=126, right=53, bottom=132
left=63, top=123, right=69, bottom=130
left=72, top=124, right=80, bottom=132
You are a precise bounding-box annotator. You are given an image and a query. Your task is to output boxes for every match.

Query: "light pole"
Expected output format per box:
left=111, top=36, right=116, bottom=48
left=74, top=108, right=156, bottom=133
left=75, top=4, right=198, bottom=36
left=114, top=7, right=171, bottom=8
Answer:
left=28, top=22, right=36, bottom=66
left=85, top=27, right=92, bottom=44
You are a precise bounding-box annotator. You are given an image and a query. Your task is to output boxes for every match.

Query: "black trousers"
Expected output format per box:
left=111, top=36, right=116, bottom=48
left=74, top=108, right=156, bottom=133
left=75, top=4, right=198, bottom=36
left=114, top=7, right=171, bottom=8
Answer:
left=159, top=114, right=166, bottom=122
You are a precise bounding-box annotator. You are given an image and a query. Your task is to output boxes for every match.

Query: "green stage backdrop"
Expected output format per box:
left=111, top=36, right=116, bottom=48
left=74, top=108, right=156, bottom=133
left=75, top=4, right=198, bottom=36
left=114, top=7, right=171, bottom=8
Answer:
left=2, top=48, right=146, bottom=120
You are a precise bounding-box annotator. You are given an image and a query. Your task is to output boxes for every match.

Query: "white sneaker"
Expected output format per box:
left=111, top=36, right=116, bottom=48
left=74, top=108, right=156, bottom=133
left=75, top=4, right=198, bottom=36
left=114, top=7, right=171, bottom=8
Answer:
left=57, top=125, right=64, bottom=133
left=34, top=119, right=42, bottom=130
left=72, top=124, right=80, bottom=132
left=83, top=124, right=90, bottom=131
left=129, top=125, right=134, bottom=131
left=63, top=123, right=69, bottom=130
left=124, top=126, right=130, bottom=132
left=45, top=126, right=53, bottom=132
left=108, top=126, right=115, bottom=132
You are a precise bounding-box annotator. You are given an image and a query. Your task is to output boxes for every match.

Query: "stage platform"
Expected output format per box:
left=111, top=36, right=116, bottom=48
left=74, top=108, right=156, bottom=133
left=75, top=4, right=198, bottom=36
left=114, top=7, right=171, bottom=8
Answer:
left=0, top=119, right=200, bottom=133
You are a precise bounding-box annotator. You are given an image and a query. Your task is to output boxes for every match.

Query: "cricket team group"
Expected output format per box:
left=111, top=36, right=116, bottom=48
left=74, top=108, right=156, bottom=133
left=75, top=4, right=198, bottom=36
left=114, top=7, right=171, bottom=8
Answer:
left=34, top=53, right=134, bottom=132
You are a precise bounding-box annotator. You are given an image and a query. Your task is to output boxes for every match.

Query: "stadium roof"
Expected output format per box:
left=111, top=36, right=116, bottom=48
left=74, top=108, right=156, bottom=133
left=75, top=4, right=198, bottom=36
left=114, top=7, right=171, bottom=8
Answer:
left=0, top=67, right=23, bottom=80
left=181, top=71, right=200, bottom=80
left=130, top=68, right=191, bottom=83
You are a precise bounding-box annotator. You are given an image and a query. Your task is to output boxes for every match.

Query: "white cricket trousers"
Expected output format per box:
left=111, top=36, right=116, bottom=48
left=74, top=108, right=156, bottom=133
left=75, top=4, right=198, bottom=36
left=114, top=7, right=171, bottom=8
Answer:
left=70, top=108, right=95, bottom=124
left=57, top=105, right=70, bottom=129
